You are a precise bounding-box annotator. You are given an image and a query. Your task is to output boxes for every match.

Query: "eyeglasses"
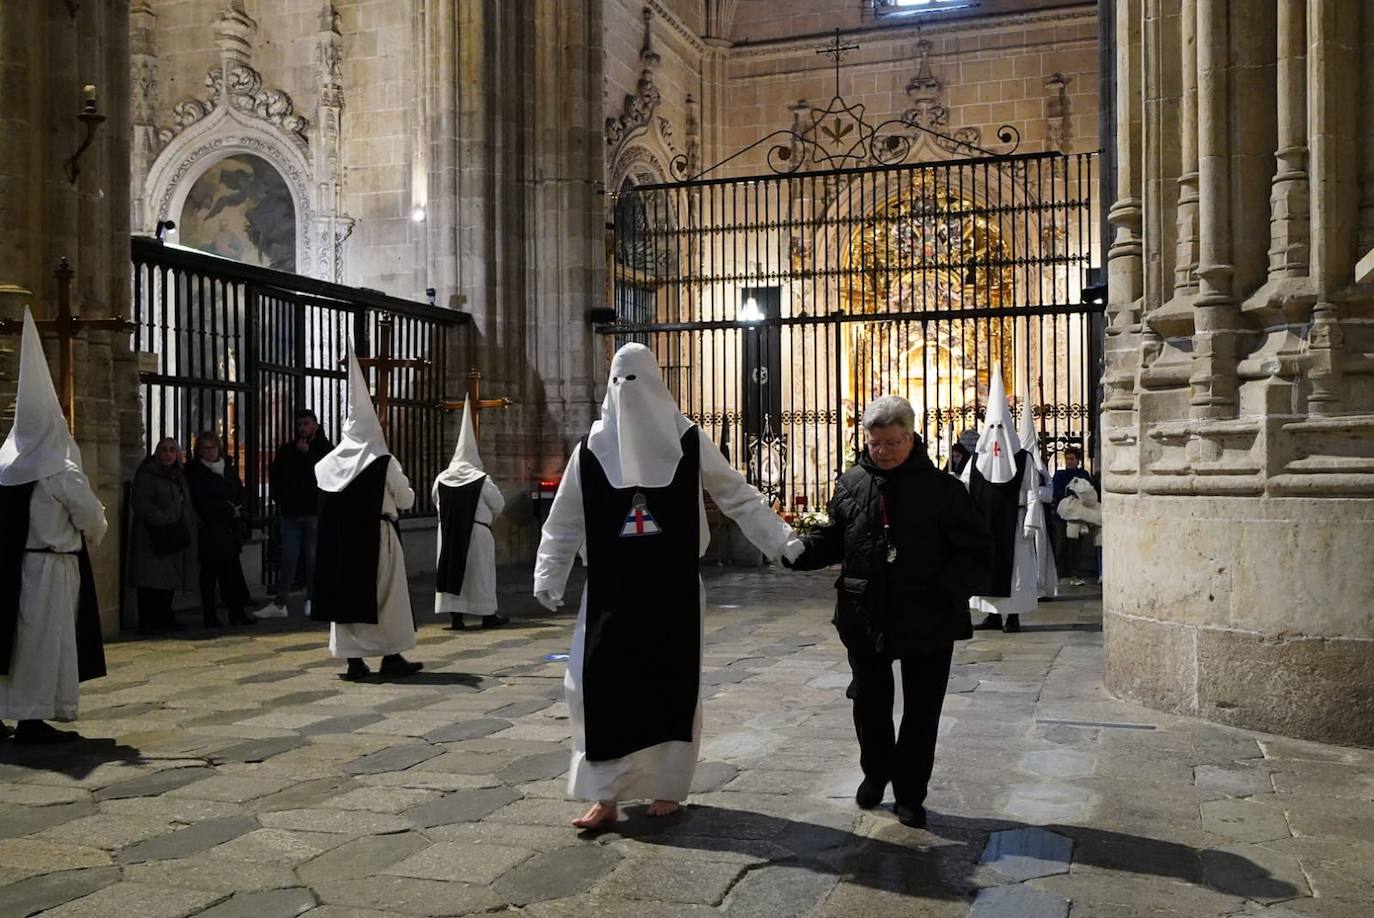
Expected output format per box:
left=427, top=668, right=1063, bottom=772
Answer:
left=866, top=438, right=908, bottom=452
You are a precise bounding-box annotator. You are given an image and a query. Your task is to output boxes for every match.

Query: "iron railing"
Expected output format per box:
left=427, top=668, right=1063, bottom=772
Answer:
left=605, top=150, right=1103, bottom=512
left=130, top=237, right=467, bottom=532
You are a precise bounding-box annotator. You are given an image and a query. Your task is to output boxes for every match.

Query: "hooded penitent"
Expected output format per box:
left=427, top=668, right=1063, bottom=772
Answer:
left=972, top=363, right=1022, bottom=485
left=586, top=343, right=693, bottom=489
left=314, top=350, right=390, bottom=493
left=437, top=396, right=484, bottom=488
left=1017, top=378, right=1048, bottom=479
left=0, top=310, right=81, bottom=486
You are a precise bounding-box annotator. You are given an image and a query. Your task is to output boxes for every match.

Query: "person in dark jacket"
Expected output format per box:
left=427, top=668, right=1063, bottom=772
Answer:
left=260, top=410, right=332, bottom=619
left=129, top=438, right=198, bottom=634
left=1050, top=446, right=1092, bottom=581
left=186, top=430, right=255, bottom=628
left=788, top=396, right=991, bottom=827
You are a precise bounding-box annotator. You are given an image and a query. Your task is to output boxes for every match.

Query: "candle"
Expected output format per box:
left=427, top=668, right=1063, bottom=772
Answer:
left=82, top=84, right=96, bottom=113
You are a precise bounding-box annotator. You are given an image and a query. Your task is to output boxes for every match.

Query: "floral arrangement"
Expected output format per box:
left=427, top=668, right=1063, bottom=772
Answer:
left=791, top=510, right=831, bottom=534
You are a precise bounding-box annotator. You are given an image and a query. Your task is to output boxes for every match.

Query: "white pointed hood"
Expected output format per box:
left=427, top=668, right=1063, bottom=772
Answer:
left=973, top=363, right=1022, bottom=484
left=436, top=395, right=485, bottom=488
left=0, top=308, right=82, bottom=486
left=1017, top=377, right=1047, bottom=477
left=587, top=343, right=693, bottom=488
left=314, top=349, right=391, bottom=493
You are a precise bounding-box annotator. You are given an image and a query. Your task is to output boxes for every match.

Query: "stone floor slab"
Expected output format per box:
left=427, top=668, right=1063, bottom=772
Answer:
left=595, top=855, right=743, bottom=906
left=979, top=827, right=1073, bottom=881
left=0, top=866, right=121, bottom=918
left=382, top=841, right=533, bottom=885
left=195, top=887, right=318, bottom=918
left=970, top=884, right=1069, bottom=918
left=493, top=844, right=623, bottom=905
left=39, top=880, right=227, bottom=918
left=313, top=875, right=504, bottom=916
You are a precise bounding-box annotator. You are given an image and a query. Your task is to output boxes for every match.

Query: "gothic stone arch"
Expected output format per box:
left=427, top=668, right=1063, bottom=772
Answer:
left=144, top=105, right=316, bottom=276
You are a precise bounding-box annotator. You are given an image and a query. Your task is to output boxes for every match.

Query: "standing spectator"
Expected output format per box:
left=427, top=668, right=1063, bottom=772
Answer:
left=129, top=438, right=197, bottom=634
left=186, top=431, right=255, bottom=627
left=787, top=396, right=991, bottom=827
left=1051, top=447, right=1092, bottom=582
left=261, top=410, right=332, bottom=619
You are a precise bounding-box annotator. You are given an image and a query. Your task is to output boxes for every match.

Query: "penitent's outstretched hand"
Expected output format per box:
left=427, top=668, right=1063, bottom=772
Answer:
left=535, top=590, right=564, bottom=612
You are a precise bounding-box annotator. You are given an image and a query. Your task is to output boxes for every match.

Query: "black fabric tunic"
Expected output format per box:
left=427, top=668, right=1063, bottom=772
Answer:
left=434, top=477, right=485, bottom=596
left=578, top=428, right=701, bottom=763
left=310, top=455, right=391, bottom=625
left=0, top=481, right=105, bottom=682
left=965, top=450, right=1029, bottom=598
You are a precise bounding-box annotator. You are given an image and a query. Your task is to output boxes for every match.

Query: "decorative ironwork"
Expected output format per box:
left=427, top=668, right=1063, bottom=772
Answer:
left=680, top=30, right=1021, bottom=182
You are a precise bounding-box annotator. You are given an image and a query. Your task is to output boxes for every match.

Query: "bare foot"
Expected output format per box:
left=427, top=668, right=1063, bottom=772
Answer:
left=571, top=802, right=618, bottom=829
left=646, top=799, right=682, bottom=817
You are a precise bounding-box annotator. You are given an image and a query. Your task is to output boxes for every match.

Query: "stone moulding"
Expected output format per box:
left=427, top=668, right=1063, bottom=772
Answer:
left=159, top=63, right=310, bottom=154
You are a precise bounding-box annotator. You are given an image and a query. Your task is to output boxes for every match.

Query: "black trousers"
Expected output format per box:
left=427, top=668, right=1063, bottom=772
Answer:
left=137, top=587, right=174, bottom=631
left=846, top=642, right=954, bottom=807
left=199, top=557, right=252, bottom=619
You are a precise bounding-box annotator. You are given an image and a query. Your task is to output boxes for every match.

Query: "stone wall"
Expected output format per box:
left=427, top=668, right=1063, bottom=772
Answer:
left=0, top=0, right=135, bottom=637
left=1103, top=0, right=1374, bottom=748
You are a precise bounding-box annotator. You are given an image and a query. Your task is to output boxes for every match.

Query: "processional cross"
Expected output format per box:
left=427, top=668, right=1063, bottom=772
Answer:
left=815, top=28, right=859, bottom=97
left=0, top=258, right=134, bottom=435
left=439, top=368, right=514, bottom=441
left=353, top=314, right=428, bottom=428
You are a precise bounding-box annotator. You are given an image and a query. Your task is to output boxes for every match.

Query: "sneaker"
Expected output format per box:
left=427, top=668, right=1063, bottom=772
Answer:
left=855, top=776, right=886, bottom=809
left=257, top=602, right=289, bottom=619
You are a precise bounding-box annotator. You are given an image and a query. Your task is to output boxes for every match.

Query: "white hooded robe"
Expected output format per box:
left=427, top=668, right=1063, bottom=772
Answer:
left=0, top=310, right=108, bottom=721
left=961, top=364, right=1043, bottom=618
left=534, top=344, right=801, bottom=804
left=317, top=351, right=416, bottom=659
left=433, top=397, right=505, bottom=620
left=1017, top=381, right=1059, bottom=600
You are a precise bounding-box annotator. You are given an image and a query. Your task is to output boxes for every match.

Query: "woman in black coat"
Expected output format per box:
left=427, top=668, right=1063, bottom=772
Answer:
left=186, top=431, right=256, bottom=627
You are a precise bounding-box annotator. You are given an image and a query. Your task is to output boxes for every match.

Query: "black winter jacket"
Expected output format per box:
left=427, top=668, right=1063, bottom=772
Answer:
left=269, top=431, right=333, bottom=517
left=791, top=444, right=992, bottom=658
left=186, top=459, right=249, bottom=561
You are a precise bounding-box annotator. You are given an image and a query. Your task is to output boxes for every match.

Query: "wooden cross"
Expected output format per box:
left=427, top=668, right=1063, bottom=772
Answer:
left=0, top=258, right=134, bottom=435
left=353, top=314, right=428, bottom=428
left=439, top=368, right=513, bottom=441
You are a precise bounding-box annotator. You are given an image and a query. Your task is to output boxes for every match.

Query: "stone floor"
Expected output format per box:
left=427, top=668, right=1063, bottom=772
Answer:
left=2, top=568, right=1373, bottom=918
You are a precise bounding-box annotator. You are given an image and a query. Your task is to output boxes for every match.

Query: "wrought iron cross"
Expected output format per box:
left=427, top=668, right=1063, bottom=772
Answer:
left=815, top=28, right=859, bottom=97
left=439, top=368, right=513, bottom=441
left=353, top=314, right=428, bottom=428
left=0, top=258, right=134, bottom=435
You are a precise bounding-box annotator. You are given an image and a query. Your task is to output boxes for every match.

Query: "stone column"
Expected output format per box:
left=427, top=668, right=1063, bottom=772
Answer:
left=1305, top=0, right=1359, bottom=415
left=129, top=2, right=159, bottom=232
left=1268, top=0, right=1310, bottom=278
left=0, top=1, right=134, bottom=635
left=1188, top=0, right=1239, bottom=425
left=1101, top=0, right=1144, bottom=488
left=1172, top=0, right=1199, bottom=296
left=313, top=1, right=350, bottom=283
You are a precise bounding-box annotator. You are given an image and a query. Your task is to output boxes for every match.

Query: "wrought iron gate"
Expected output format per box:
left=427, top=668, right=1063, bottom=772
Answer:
left=130, top=236, right=466, bottom=554
left=605, top=150, right=1102, bottom=512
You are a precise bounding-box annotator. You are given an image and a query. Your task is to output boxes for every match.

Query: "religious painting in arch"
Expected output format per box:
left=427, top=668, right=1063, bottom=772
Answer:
left=180, top=153, right=296, bottom=272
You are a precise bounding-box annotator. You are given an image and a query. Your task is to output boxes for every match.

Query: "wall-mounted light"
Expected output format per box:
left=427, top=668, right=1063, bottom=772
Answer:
left=155, top=219, right=177, bottom=242
left=63, top=84, right=106, bottom=185
left=738, top=295, right=765, bottom=323
left=411, top=206, right=426, bottom=223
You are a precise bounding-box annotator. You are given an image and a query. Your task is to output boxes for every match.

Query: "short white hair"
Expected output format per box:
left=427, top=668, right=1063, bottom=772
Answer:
left=862, top=396, right=915, bottom=436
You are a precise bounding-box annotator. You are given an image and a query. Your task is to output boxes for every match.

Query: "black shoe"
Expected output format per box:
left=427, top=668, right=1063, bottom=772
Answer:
left=341, top=658, right=371, bottom=682
left=481, top=612, right=510, bottom=629
left=974, top=613, right=1003, bottom=631
left=894, top=802, right=927, bottom=827
left=855, top=776, right=886, bottom=809
left=446, top=614, right=466, bottom=631
left=14, top=721, right=80, bottom=745
left=1002, top=614, right=1021, bottom=633
left=379, top=655, right=423, bottom=678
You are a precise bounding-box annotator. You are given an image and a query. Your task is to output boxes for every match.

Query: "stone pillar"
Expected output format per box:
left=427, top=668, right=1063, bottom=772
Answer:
left=1104, top=0, right=1374, bottom=749
left=1188, top=0, right=1239, bottom=425
left=129, top=2, right=158, bottom=232
left=1172, top=0, right=1199, bottom=296
left=0, top=1, right=134, bottom=636
left=313, top=1, right=351, bottom=283
left=1101, top=0, right=1144, bottom=490
left=1269, top=0, right=1310, bottom=278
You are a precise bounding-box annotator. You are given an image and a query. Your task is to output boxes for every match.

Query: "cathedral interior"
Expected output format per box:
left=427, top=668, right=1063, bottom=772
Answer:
left=1, top=0, right=1373, bottom=914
